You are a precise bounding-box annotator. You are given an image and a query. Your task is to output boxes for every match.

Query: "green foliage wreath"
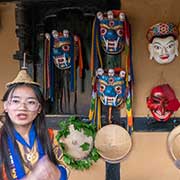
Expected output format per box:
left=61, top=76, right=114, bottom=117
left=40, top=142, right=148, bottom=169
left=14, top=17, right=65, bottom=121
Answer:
left=56, top=116, right=100, bottom=170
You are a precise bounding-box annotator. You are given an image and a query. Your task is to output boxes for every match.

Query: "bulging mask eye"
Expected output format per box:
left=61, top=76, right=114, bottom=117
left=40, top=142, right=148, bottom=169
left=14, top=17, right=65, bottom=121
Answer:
left=62, top=45, right=70, bottom=52
left=109, top=20, right=115, bottom=27
left=115, top=86, right=122, bottom=94
left=100, top=27, right=107, bottom=36
left=100, top=84, right=106, bottom=93
left=116, top=28, right=123, bottom=37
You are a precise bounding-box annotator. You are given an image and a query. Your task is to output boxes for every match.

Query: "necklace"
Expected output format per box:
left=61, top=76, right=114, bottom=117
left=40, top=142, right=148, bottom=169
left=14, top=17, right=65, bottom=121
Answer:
left=17, top=140, right=39, bottom=170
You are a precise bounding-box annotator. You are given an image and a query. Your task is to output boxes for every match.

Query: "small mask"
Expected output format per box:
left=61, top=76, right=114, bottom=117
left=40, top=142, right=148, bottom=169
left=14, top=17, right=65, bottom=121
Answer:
left=96, top=68, right=126, bottom=107
left=51, top=30, right=72, bottom=69
left=146, top=84, right=180, bottom=122
left=97, top=10, right=125, bottom=54
left=51, top=30, right=82, bottom=70
left=146, top=23, right=179, bottom=64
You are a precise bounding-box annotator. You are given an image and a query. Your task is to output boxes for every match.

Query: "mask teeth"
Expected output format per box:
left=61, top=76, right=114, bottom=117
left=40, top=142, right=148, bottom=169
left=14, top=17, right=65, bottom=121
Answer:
left=104, top=95, right=107, bottom=104
left=114, top=37, right=120, bottom=50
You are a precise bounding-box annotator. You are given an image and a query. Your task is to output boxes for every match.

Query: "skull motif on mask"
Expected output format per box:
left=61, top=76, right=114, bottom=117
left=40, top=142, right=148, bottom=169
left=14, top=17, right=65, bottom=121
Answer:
left=96, top=68, right=127, bottom=107
left=96, top=68, right=104, bottom=76
left=97, top=10, right=126, bottom=55
left=146, top=84, right=180, bottom=122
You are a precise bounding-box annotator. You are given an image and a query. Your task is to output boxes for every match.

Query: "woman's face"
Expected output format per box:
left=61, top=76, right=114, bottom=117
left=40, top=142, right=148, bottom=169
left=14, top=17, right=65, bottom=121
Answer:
left=4, top=85, right=41, bottom=129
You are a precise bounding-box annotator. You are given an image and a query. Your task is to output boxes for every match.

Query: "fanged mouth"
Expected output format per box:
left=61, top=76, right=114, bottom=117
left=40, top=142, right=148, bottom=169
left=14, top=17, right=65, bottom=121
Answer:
left=100, top=96, right=123, bottom=107
left=102, top=37, right=122, bottom=53
left=54, top=55, right=71, bottom=69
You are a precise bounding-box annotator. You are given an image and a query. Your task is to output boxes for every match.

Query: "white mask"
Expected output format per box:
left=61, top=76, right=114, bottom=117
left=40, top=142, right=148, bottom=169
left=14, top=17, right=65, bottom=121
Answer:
left=148, top=36, right=178, bottom=64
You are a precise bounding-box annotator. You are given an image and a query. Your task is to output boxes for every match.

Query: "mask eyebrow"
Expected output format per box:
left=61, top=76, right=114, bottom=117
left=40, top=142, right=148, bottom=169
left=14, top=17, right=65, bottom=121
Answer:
left=166, top=40, right=175, bottom=45
left=152, top=95, right=167, bottom=101
left=153, top=40, right=175, bottom=46
left=152, top=42, right=162, bottom=46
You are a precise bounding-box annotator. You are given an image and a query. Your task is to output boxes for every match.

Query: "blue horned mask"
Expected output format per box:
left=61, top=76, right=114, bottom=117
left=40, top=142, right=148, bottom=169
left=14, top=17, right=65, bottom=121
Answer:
left=96, top=68, right=127, bottom=107
left=51, top=30, right=74, bottom=69
left=97, top=10, right=125, bottom=55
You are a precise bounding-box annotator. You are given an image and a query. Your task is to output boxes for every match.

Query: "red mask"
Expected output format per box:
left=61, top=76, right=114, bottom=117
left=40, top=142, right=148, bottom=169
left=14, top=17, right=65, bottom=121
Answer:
left=146, top=84, right=180, bottom=122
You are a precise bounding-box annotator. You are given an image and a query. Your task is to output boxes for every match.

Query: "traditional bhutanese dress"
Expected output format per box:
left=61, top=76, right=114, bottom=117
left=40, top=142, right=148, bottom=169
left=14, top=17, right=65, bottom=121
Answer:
left=3, top=124, right=68, bottom=180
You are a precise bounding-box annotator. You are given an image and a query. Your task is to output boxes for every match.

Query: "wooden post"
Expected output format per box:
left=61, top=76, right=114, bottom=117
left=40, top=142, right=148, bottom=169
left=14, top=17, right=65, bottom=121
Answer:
left=106, top=162, right=120, bottom=180
left=104, top=54, right=122, bottom=180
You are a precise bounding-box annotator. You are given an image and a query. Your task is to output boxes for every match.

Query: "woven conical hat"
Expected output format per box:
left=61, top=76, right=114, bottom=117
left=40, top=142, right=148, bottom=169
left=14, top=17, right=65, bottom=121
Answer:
left=95, top=124, right=132, bottom=163
left=167, top=125, right=180, bottom=161
left=6, top=67, right=40, bottom=87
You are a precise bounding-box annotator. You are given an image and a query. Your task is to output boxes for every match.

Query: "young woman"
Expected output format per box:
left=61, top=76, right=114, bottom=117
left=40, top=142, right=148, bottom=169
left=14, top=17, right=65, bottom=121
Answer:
left=0, top=69, right=68, bottom=180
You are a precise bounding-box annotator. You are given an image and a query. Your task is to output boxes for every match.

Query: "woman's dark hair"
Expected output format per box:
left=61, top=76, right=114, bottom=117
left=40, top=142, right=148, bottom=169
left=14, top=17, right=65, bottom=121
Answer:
left=0, top=83, right=58, bottom=180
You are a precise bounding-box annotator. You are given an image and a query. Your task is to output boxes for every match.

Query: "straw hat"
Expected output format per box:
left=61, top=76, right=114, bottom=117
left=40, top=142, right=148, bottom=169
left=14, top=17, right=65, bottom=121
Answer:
left=167, top=125, right=180, bottom=164
left=95, top=124, right=132, bottom=163
left=6, top=67, right=40, bottom=87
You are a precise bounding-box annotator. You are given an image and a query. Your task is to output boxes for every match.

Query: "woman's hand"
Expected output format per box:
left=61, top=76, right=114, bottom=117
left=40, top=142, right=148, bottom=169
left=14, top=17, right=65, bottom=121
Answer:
left=22, top=155, right=61, bottom=180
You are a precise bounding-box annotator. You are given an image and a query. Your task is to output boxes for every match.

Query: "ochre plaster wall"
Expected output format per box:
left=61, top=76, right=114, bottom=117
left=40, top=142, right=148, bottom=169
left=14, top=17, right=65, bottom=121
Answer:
left=120, top=0, right=180, bottom=179
left=121, top=0, right=180, bottom=117
left=121, top=0, right=180, bottom=180
left=0, top=1, right=180, bottom=180
left=0, top=3, right=19, bottom=112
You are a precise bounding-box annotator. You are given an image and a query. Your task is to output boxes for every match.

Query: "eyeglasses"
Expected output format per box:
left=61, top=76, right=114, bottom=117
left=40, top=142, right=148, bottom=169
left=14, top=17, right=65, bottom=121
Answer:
left=7, top=98, right=40, bottom=112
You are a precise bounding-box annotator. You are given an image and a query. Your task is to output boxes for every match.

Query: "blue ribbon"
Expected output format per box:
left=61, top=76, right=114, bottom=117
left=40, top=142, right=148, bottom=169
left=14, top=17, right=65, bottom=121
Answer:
left=50, top=34, right=55, bottom=102
left=58, top=165, right=68, bottom=180
left=7, top=124, right=67, bottom=180
left=7, top=124, right=44, bottom=179
left=70, top=35, right=75, bottom=92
